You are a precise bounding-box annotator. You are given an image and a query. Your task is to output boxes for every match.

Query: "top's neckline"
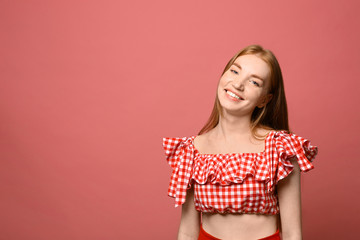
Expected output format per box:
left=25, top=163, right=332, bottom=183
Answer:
left=190, top=130, right=276, bottom=156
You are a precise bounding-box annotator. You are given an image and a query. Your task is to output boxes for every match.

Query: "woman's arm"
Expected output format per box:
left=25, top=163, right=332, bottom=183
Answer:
left=277, top=157, right=303, bottom=240
left=177, top=186, right=201, bottom=240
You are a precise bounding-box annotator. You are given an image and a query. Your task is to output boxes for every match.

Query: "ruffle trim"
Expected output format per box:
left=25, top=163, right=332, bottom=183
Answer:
left=163, top=136, right=195, bottom=206
left=162, top=130, right=318, bottom=207
left=191, top=152, right=271, bottom=186
left=274, top=131, right=318, bottom=183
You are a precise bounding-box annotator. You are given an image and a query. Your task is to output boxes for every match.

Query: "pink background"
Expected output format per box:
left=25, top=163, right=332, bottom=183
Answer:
left=1, top=0, right=359, bottom=239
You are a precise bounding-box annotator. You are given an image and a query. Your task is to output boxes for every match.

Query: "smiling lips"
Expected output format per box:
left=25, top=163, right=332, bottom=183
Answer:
left=225, top=89, right=244, bottom=100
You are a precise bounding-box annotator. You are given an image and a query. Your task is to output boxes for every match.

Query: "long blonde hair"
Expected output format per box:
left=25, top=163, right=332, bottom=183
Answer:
left=197, top=44, right=290, bottom=139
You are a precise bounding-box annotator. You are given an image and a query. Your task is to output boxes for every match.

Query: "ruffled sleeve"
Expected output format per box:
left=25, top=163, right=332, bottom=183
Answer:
left=266, top=130, right=318, bottom=187
left=162, top=136, right=195, bottom=207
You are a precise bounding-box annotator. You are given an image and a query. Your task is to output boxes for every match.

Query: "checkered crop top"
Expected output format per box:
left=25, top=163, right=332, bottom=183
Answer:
left=162, top=130, right=318, bottom=215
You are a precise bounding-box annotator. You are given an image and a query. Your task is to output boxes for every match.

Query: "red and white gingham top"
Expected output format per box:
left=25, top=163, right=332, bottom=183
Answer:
left=162, top=130, right=318, bottom=215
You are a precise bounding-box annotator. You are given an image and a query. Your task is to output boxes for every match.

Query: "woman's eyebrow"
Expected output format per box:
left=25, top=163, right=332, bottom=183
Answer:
left=232, top=62, right=264, bottom=82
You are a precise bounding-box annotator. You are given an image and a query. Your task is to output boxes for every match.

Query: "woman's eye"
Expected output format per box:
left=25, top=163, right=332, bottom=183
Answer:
left=250, top=80, right=260, bottom=86
left=230, top=69, right=238, bottom=74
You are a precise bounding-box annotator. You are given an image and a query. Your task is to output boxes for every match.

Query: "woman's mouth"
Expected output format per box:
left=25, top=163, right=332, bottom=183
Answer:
left=225, top=89, right=243, bottom=101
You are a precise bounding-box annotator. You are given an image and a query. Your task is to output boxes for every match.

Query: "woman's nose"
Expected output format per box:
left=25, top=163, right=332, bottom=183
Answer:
left=233, top=77, right=245, bottom=91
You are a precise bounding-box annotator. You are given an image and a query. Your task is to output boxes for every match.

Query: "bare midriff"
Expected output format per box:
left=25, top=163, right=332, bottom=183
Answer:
left=202, top=212, right=279, bottom=240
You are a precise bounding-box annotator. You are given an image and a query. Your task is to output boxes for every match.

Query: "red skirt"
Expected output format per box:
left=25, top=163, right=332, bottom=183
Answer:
left=198, top=224, right=280, bottom=240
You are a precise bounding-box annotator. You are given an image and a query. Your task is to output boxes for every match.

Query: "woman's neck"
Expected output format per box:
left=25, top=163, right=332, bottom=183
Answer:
left=212, top=113, right=253, bottom=141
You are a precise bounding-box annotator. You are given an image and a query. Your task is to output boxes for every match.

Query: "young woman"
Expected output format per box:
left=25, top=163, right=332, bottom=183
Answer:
left=162, top=44, right=318, bottom=240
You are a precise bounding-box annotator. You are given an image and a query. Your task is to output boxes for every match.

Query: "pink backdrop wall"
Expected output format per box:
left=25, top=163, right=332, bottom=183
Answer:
left=1, top=0, right=359, bottom=239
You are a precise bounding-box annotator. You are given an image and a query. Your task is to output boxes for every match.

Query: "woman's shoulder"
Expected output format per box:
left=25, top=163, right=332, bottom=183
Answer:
left=255, top=127, right=274, bottom=136
left=193, top=130, right=213, bottom=153
left=253, top=126, right=283, bottom=140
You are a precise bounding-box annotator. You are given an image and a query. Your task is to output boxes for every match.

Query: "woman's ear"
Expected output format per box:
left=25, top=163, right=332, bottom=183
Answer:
left=257, top=93, right=273, bottom=108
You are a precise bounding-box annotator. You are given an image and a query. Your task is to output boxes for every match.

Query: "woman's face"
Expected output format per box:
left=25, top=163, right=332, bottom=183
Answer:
left=217, top=54, right=273, bottom=116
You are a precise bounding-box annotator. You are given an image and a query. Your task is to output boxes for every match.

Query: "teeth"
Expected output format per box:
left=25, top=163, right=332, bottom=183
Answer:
left=226, top=90, right=241, bottom=100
